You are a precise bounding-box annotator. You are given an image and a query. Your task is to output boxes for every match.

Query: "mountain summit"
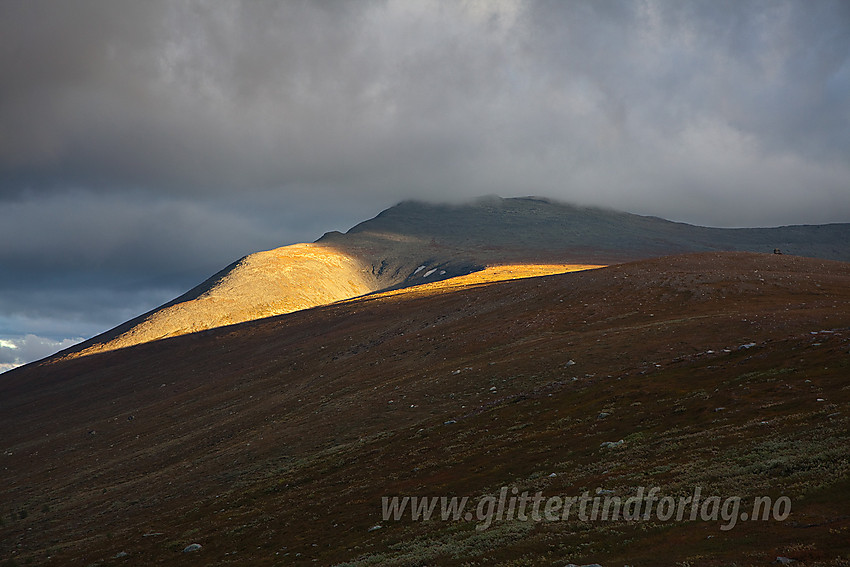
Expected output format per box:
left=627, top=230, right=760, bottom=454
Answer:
left=61, top=196, right=850, bottom=358
left=325, top=196, right=850, bottom=263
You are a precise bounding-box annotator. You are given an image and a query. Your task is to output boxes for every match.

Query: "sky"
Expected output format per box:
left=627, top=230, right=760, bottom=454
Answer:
left=1, top=0, right=849, bottom=371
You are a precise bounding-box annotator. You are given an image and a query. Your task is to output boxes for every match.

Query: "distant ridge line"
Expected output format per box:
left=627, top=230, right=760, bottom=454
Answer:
left=52, top=196, right=850, bottom=359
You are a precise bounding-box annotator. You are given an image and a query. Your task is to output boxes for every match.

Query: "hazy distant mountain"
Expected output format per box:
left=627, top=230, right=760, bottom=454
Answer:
left=323, top=195, right=850, bottom=265
left=61, top=196, right=850, bottom=357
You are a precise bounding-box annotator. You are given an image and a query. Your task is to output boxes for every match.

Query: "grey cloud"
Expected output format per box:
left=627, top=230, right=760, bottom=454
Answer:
left=1, top=0, right=848, bottom=219
left=0, top=334, right=83, bottom=373
left=0, top=189, right=378, bottom=283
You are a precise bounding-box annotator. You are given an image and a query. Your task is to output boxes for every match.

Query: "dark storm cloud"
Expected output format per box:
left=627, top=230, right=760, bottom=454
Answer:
left=1, top=0, right=848, bottom=368
left=2, top=1, right=848, bottom=214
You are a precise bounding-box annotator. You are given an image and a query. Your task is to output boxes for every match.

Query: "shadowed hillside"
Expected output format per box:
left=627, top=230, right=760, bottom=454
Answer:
left=2, top=252, right=849, bottom=565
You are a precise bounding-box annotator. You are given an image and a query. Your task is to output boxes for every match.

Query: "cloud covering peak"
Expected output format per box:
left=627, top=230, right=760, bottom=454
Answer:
left=2, top=1, right=848, bottom=219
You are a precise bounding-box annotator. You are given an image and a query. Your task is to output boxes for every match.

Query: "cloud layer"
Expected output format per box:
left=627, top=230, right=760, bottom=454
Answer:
left=0, top=335, right=82, bottom=373
left=1, top=0, right=848, bottom=367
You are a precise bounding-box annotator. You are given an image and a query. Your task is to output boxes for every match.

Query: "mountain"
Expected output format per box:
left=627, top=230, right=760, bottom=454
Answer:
left=325, top=196, right=850, bottom=263
left=62, top=196, right=850, bottom=357
left=2, top=251, right=849, bottom=565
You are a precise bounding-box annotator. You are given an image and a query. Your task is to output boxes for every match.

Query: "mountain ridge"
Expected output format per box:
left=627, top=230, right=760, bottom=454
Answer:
left=328, top=196, right=850, bottom=260
left=57, top=196, right=850, bottom=359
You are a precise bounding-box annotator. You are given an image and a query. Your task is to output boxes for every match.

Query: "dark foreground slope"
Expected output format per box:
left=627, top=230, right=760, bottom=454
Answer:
left=64, top=197, right=850, bottom=357
left=2, top=252, right=850, bottom=566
